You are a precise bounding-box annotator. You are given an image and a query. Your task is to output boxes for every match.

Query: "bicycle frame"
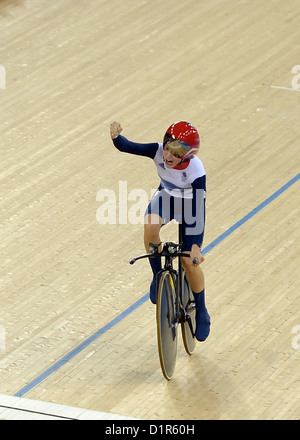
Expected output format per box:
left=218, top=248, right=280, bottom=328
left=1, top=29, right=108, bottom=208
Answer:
left=130, top=228, right=195, bottom=334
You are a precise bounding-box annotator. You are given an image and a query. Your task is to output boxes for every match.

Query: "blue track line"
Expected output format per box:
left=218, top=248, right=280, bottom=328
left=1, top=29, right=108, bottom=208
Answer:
left=202, top=172, right=300, bottom=255
left=14, top=294, right=149, bottom=397
left=14, top=173, right=300, bottom=397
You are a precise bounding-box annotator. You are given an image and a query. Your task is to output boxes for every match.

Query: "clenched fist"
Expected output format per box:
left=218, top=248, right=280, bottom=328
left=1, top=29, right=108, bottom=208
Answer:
left=110, top=121, right=123, bottom=139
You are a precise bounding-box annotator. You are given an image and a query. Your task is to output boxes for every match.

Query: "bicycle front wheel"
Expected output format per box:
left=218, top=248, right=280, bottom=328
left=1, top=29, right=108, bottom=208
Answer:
left=156, top=271, right=178, bottom=380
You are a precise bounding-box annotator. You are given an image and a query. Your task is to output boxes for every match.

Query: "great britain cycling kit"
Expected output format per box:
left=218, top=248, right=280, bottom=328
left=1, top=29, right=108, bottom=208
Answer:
left=113, top=135, right=206, bottom=252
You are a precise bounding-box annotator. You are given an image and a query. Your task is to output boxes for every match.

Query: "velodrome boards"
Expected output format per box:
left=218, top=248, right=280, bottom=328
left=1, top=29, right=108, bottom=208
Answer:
left=0, top=0, right=299, bottom=420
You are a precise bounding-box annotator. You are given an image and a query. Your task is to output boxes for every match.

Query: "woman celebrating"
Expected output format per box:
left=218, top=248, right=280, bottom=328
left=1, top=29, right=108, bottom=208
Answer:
left=110, top=121, right=210, bottom=342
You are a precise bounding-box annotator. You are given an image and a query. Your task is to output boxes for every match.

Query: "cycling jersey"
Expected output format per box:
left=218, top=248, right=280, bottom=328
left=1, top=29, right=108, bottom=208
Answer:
left=113, top=135, right=206, bottom=250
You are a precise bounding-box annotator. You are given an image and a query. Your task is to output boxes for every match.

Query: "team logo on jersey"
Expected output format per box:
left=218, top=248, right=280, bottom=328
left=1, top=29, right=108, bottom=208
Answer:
left=159, top=162, right=165, bottom=170
left=181, top=172, right=187, bottom=182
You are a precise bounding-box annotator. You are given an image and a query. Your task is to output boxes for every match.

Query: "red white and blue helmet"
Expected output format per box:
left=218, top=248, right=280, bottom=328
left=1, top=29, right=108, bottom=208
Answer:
left=163, top=121, right=200, bottom=160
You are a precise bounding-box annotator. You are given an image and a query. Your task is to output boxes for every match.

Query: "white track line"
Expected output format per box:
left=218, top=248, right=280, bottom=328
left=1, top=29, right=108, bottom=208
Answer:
left=0, top=393, right=140, bottom=420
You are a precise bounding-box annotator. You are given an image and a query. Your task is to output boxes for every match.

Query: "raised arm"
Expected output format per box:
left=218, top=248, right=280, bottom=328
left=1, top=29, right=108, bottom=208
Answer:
left=110, top=121, right=158, bottom=159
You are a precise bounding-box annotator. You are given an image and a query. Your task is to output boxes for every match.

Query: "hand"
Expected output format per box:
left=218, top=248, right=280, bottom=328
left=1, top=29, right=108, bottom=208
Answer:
left=190, top=244, right=205, bottom=267
left=110, top=121, right=123, bottom=139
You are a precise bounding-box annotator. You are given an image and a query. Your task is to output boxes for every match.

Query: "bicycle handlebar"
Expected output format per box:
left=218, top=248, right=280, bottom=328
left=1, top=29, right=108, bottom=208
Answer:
left=129, top=247, right=199, bottom=265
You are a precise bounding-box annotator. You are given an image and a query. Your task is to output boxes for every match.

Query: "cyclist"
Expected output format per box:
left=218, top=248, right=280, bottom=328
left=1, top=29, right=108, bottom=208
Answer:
left=110, top=121, right=210, bottom=342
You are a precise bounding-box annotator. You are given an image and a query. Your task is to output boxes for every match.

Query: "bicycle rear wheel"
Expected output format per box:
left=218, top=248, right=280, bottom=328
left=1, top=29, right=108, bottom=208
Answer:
left=156, top=271, right=178, bottom=380
left=181, top=273, right=196, bottom=355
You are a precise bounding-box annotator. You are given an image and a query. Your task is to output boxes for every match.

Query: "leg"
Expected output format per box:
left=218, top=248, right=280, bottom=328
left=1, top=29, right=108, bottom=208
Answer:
left=181, top=256, right=205, bottom=293
left=181, top=251, right=210, bottom=342
left=144, top=188, right=173, bottom=303
left=144, top=214, right=163, bottom=253
left=180, top=192, right=210, bottom=341
left=144, top=214, right=163, bottom=304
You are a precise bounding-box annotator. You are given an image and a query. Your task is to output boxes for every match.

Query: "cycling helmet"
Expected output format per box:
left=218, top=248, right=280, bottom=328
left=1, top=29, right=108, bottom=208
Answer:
left=163, top=121, right=200, bottom=161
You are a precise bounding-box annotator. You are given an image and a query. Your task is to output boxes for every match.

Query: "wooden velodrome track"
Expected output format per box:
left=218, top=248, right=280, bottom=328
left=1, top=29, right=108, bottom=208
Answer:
left=0, top=0, right=299, bottom=420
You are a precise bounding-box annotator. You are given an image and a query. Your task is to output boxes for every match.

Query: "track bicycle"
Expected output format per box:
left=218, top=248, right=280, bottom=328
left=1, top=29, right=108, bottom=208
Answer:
left=130, top=224, right=197, bottom=380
